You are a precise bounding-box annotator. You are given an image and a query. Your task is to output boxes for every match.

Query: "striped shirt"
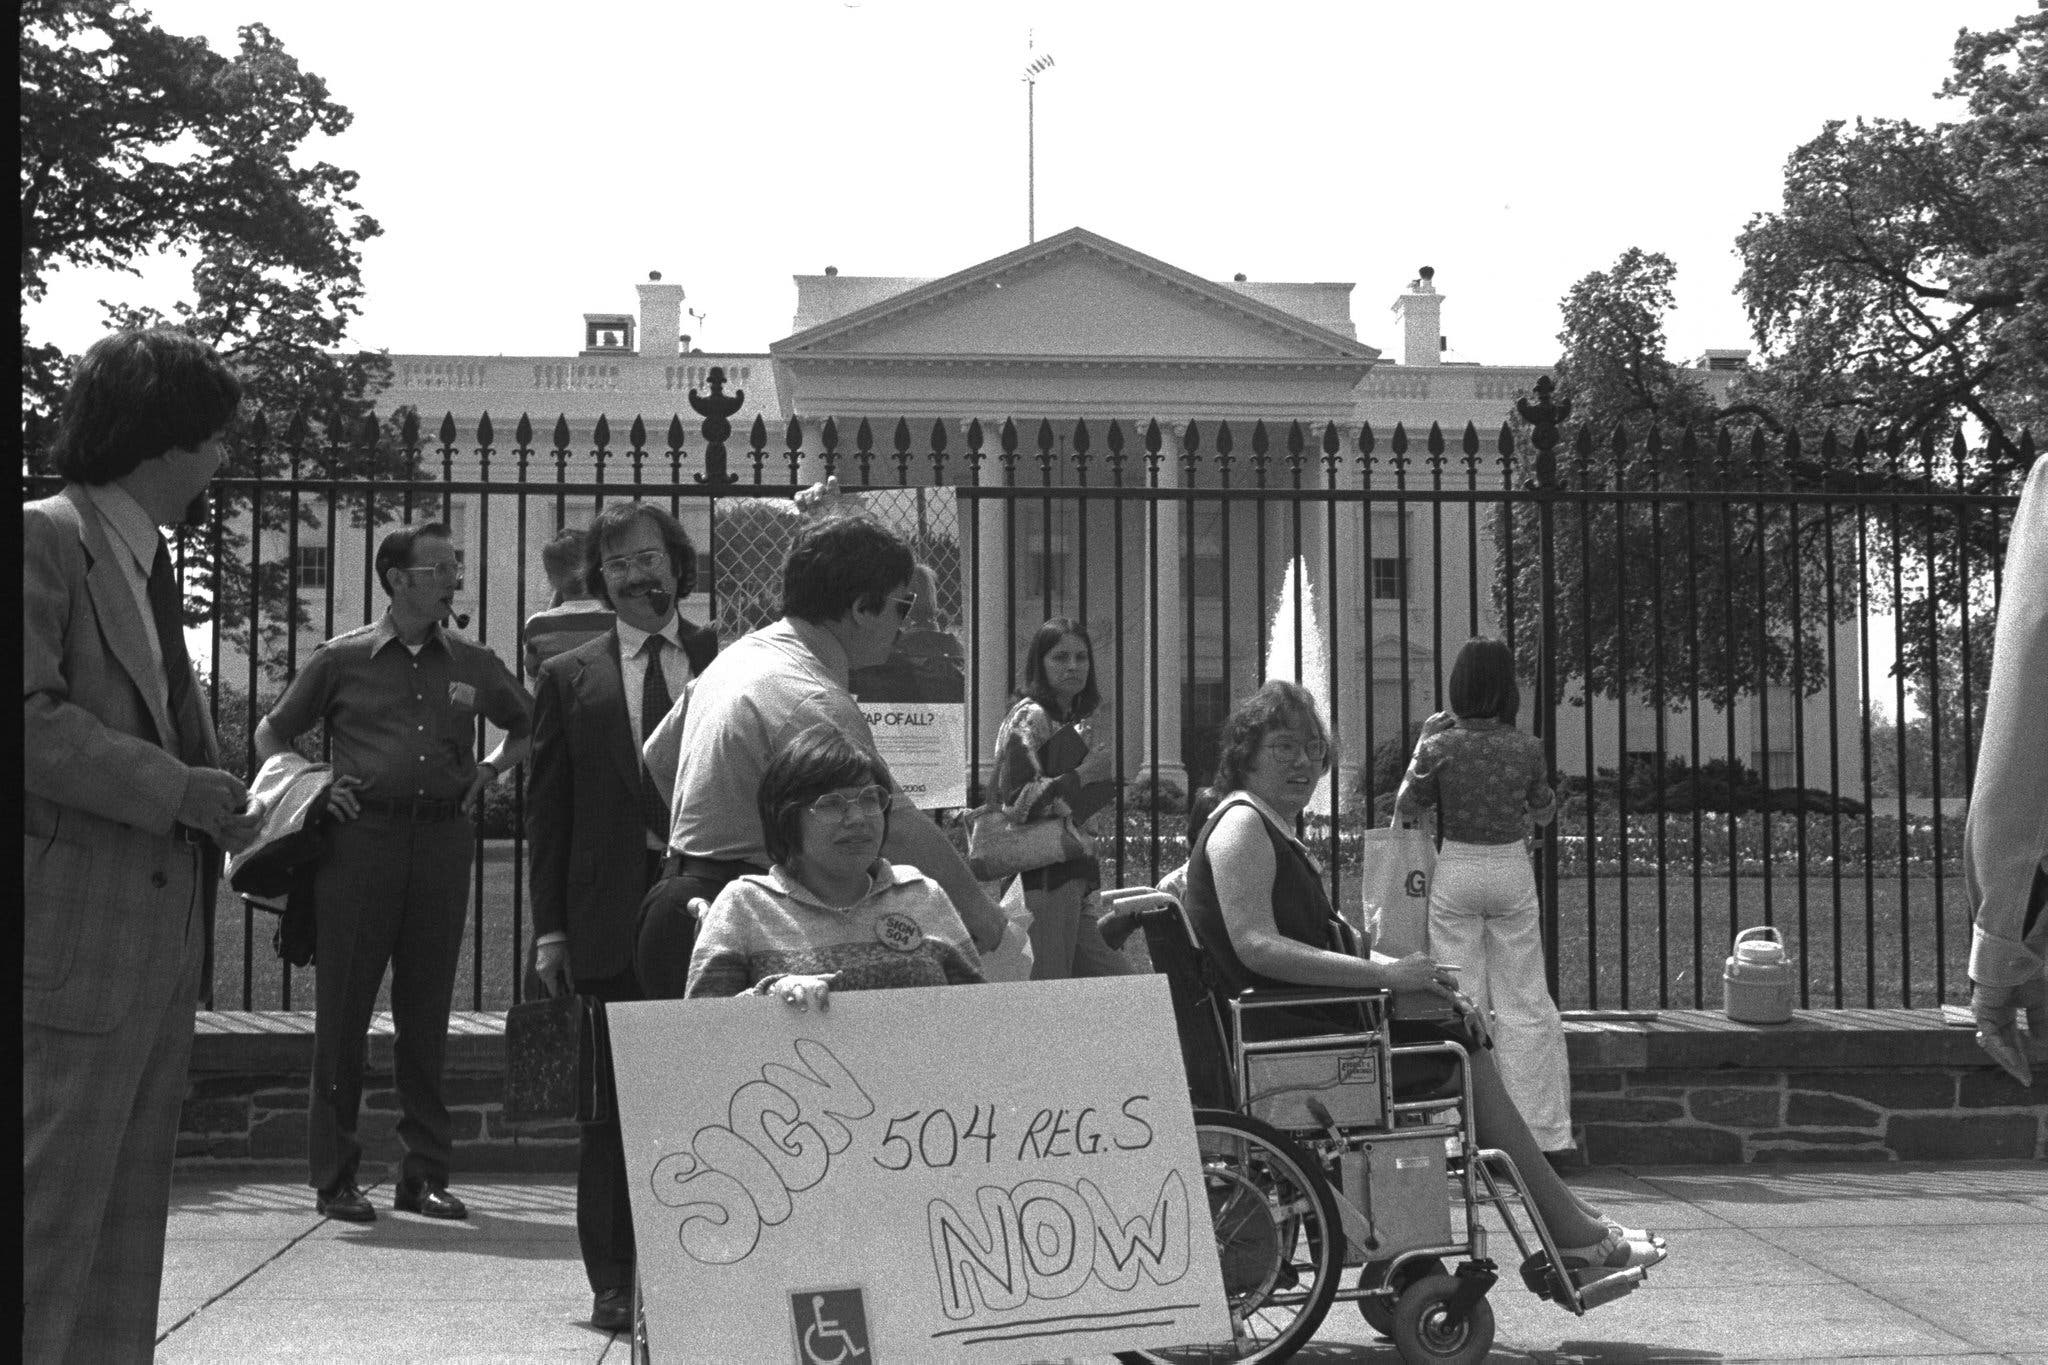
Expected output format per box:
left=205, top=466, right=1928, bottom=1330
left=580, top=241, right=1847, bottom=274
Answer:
left=685, top=860, right=984, bottom=998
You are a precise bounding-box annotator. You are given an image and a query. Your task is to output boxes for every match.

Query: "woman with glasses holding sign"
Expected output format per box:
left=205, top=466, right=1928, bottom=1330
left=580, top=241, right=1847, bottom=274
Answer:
left=987, top=618, right=1134, bottom=979
left=1393, top=636, right=1574, bottom=1162
left=685, top=724, right=984, bottom=1006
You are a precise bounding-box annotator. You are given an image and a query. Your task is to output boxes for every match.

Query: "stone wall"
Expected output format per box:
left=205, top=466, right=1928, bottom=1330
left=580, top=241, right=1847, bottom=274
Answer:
left=179, top=1012, right=578, bottom=1173
left=176, top=1008, right=2044, bottom=1175
left=1557, top=1010, right=2047, bottom=1165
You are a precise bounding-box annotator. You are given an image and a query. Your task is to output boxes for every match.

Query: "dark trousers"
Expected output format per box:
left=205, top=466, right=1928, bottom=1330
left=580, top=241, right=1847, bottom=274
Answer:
left=575, top=967, right=640, bottom=1292
left=635, top=857, right=759, bottom=999
left=307, top=813, right=473, bottom=1193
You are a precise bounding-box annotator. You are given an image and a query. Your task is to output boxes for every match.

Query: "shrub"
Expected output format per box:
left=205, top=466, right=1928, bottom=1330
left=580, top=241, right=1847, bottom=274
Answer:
left=1126, top=772, right=1188, bottom=815
left=1351, top=719, right=1425, bottom=810
left=475, top=780, right=521, bottom=839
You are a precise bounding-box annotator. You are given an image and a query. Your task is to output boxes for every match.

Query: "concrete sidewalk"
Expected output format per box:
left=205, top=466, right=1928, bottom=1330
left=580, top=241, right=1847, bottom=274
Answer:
left=154, top=1161, right=2048, bottom=1363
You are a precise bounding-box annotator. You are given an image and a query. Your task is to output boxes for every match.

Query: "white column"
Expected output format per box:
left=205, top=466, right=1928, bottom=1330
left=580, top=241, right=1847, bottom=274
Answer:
left=1332, top=497, right=1366, bottom=810
left=972, top=423, right=1014, bottom=799
left=1140, top=439, right=1188, bottom=797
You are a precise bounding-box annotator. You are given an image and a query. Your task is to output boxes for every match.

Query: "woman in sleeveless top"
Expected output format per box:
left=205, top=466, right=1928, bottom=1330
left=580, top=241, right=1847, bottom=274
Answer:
left=1181, top=680, right=1665, bottom=1275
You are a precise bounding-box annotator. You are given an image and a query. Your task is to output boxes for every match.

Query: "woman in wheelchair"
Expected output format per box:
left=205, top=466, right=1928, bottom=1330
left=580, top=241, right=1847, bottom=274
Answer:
left=1183, top=681, right=1665, bottom=1277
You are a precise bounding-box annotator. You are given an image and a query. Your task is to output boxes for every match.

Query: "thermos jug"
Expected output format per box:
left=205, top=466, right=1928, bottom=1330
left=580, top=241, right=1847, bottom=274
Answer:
left=1723, top=925, right=1795, bottom=1024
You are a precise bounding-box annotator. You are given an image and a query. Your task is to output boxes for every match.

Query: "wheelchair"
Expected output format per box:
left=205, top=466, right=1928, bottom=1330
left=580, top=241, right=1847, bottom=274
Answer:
left=1100, top=888, right=1654, bottom=1365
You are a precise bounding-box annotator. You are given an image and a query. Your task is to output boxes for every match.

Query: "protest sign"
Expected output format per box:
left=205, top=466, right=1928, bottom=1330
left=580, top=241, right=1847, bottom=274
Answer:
left=827, top=487, right=969, bottom=808
left=609, top=976, right=1230, bottom=1363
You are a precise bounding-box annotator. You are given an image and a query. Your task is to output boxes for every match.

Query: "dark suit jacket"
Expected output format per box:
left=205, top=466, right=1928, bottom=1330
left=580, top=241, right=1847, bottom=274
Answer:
left=527, top=621, right=717, bottom=983
left=23, top=485, right=223, bottom=1033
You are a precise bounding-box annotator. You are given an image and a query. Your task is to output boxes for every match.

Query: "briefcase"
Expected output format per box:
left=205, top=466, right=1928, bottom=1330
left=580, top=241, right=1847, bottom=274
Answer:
left=502, top=995, right=582, bottom=1125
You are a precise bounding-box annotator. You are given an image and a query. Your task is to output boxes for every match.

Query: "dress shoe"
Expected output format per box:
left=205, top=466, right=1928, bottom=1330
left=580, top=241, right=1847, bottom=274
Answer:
left=317, top=1183, right=376, bottom=1223
left=393, top=1177, right=468, bottom=1220
left=590, top=1287, right=632, bottom=1333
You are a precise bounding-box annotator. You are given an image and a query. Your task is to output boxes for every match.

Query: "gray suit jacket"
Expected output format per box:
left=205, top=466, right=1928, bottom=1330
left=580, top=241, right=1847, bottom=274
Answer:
left=23, top=484, right=222, bottom=1033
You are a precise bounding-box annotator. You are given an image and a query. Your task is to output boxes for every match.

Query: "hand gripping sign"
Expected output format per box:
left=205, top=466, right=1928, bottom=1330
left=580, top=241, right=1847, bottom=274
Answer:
left=609, top=977, right=1230, bottom=1363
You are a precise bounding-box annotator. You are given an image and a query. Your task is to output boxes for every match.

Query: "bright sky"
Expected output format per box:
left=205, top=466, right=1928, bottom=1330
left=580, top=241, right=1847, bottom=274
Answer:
left=22, top=0, right=2030, bottom=367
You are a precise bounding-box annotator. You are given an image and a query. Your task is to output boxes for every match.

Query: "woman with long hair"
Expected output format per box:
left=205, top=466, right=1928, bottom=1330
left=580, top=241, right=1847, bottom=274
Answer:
left=990, top=617, right=1132, bottom=978
left=1395, top=636, right=1572, bottom=1158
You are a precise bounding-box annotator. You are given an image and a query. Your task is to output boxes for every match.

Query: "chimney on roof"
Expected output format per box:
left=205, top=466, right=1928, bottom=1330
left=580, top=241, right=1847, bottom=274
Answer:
left=1393, top=266, right=1442, bottom=367
left=637, top=271, right=684, bottom=357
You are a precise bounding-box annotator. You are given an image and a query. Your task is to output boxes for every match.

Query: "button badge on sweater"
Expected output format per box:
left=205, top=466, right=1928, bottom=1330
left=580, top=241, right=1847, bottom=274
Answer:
left=875, top=913, right=922, bottom=953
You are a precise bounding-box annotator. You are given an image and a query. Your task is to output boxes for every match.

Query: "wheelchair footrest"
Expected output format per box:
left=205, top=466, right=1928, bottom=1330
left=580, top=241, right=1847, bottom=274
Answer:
left=1518, top=1253, right=1647, bottom=1309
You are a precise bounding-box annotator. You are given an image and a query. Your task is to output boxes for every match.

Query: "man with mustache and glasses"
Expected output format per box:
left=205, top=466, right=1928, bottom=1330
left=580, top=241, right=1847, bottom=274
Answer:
left=636, top=515, right=1008, bottom=1000
left=255, top=521, right=532, bottom=1227
left=526, top=501, right=716, bottom=1332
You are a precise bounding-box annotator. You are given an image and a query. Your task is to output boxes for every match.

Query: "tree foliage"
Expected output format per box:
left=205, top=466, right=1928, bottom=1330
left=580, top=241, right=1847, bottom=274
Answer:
left=1733, top=8, right=2045, bottom=456
left=20, top=0, right=412, bottom=670
left=1494, top=251, right=1860, bottom=709
left=1730, top=8, right=2044, bottom=703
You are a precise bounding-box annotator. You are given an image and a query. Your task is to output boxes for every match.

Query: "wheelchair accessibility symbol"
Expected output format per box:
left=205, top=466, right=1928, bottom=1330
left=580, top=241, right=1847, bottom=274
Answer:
left=791, top=1287, right=872, bottom=1364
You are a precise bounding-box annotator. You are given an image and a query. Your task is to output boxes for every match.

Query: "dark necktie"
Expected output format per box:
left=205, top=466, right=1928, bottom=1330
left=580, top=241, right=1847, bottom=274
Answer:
left=148, top=538, right=204, bottom=762
left=641, top=635, right=674, bottom=742
left=640, top=635, right=675, bottom=836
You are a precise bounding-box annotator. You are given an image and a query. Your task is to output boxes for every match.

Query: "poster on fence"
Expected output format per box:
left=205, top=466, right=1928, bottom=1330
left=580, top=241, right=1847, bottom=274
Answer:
left=609, top=976, right=1229, bottom=1364
left=714, top=485, right=969, bottom=808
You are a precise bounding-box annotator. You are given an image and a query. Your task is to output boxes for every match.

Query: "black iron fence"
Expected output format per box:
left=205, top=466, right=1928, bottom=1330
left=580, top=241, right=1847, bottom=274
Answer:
left=25, top=392, right=2035, bottom=1015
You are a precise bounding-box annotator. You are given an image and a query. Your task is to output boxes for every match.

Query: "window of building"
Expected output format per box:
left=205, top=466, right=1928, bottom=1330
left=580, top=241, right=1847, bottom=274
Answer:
left=293, top=545, right=329, bottom=589
left=1371, top=556, right=1407, bottom=602
left=445, top=503, right=469, bottom=575
left=1753, top=749, right=1795, bottom=788
left=1025, top=548, right=1070, bottom=598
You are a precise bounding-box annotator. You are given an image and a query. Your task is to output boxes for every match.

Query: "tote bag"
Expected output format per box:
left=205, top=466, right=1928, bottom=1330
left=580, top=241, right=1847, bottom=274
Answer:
left=1356, top=818, right=1436, bottom=958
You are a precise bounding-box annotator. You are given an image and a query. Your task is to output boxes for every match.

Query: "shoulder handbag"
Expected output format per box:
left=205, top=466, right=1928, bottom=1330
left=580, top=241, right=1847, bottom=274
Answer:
left=964, top=803, right=1096, bottom=881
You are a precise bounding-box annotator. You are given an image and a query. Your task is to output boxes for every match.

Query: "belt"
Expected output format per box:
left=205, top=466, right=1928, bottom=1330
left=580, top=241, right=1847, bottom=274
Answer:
left=356, top=795, right=468, bottom=824
left=659, top=853, right=768, bottom=883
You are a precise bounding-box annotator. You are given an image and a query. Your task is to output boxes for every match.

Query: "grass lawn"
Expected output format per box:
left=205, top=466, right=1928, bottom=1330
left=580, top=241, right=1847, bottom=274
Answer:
left=203, top=843, right=1975, bottom=1014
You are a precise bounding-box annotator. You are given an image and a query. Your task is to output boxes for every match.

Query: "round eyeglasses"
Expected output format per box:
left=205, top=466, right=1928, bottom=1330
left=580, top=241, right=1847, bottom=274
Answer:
left=1260, top=734, right=1330, bottom=766
left=805, top=785, right=892, bottom=819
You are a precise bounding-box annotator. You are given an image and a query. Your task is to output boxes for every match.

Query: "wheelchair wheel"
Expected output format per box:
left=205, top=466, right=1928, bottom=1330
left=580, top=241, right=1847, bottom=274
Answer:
left=1358, top=1256, right=1445, bottom=1339
left=1391, top=1271, right=1495, bottom=1365
left=1115, top=1109, right=1343, bottom=1364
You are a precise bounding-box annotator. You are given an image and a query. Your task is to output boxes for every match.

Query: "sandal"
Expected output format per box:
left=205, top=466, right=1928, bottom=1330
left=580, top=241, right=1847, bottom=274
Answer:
left=1555, top=1226, right=1668, bottom=1274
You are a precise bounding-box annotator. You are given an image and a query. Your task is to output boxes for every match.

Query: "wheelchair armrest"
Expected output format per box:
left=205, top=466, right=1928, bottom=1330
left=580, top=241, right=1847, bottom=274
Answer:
left=1235, top=985, right=1393, bottom=1007
left=1100, top=886, right=1179, bottom=912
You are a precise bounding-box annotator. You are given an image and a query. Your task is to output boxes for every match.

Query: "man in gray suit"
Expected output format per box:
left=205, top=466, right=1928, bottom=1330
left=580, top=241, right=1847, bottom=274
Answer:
left=23, top=328, right=265, bottom=1362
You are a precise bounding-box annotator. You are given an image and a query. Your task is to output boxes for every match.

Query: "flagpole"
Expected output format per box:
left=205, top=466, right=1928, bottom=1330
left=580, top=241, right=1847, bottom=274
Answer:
left=1023, top=46, right=1053, bottom=245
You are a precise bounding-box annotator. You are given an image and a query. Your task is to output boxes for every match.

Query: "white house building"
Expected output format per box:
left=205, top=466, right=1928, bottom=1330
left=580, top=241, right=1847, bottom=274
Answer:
left=247, top=227, right=1853, bottom=804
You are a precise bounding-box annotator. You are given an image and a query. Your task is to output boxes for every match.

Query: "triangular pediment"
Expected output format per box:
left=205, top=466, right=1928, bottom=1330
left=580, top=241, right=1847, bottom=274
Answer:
left=773, top=228, right=1377, bottom=365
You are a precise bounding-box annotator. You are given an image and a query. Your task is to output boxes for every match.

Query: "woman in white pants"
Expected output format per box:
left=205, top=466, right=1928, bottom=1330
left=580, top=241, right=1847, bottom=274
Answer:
left=1395, top=637, right=1574, bottom=1157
